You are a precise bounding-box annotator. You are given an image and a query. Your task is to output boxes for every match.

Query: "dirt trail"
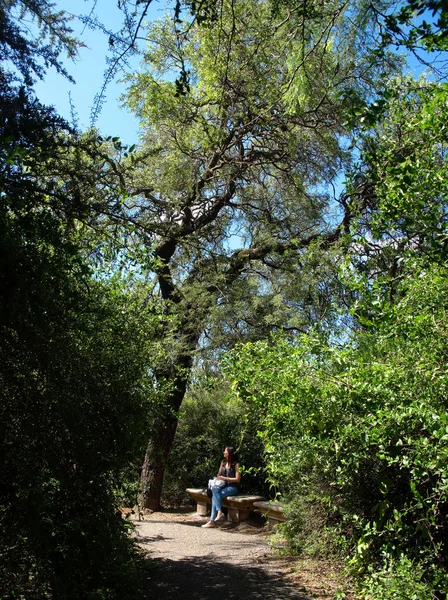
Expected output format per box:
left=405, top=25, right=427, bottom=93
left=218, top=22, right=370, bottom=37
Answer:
left=132, top=509, right=344, bottom=600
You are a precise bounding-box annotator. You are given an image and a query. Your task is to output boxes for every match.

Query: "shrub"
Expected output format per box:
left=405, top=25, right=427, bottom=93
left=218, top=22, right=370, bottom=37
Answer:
left=225, top=264, right=448, bottom=596
left=359, top=555, right=441, bottom=600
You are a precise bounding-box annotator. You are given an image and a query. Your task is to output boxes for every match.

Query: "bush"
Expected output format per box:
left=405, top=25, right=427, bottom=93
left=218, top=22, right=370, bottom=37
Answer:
left=0, top=274, right=154, bottom=599
left=281, top=491, right=345, bottom=558
left=225, top=264, right=448, bottom=596
left=359, top=555, right=442, bottom=600
left=0, top=99, right=154, bottom=596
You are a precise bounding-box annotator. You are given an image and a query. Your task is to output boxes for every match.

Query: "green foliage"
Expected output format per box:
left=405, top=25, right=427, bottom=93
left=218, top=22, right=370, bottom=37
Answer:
left=359, top=555, right=440, bottom=600
left=340, top=78, right=448, bottom=336
left=225, top=262, right=448, bottom=596
left=0, top=46, right=154, bottom=600
left=380, top=0, right=448, bottom=54
left=0, top=0, right=81, bottom=85
left=354, top=80, right=448, bottom=250
left=281, top=493, right=344, bottom=558
left=0, top=183, right=153, bottom=599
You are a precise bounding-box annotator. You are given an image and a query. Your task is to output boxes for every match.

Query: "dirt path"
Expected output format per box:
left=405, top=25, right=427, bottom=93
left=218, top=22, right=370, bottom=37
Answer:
left=132, top=509, right=346, bottom=600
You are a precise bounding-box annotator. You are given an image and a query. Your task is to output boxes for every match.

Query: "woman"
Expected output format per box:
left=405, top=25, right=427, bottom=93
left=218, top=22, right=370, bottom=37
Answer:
left=202, top=446, right=241, bottom=528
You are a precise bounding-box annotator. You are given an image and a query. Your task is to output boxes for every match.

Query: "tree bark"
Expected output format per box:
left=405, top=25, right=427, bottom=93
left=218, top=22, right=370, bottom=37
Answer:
left=139, top=355, right=194, bottom=511
left=139, top=412, right=180, bottom=511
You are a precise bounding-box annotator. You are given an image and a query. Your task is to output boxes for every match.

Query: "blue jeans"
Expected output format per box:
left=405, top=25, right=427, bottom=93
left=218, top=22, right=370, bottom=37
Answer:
left=210, top=485, right=239, bottom=521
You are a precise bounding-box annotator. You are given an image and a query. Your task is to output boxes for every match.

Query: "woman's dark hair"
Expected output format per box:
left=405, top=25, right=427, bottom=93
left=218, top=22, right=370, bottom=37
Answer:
left=224, top=446, right=237, bottom=467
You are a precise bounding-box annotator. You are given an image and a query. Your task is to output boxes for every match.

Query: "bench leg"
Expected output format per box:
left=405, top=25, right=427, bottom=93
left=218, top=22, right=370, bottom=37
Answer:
left=227, top=507, right=250, bottom=523
left=197, top=501, right=209, bottom=516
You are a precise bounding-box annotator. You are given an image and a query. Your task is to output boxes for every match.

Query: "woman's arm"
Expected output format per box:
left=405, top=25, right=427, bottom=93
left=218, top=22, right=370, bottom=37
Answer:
left=217, top=463, right=241, bottom=484
left=216, top=462, right=223, bottom=477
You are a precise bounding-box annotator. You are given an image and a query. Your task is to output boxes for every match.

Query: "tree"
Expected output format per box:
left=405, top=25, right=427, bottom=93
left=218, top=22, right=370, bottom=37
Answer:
left=0, top=0, right=81, bottom=85
left=162, top=364, right=269, bottom=504
left=0, top=3, right=156, bottom=597
left=119, top=0, right=399, bottom=509
left=373, top=0, right=448, bottom=57
left=341, top=78, right=448, bottom=317
left=0, top=81, right=157, bottom=598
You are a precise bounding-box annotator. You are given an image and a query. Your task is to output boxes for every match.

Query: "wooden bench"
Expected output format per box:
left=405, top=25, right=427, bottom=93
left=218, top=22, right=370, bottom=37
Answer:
left=186, top=488, right=265, bottom=523
left=253, top=500, right=287, bottom=530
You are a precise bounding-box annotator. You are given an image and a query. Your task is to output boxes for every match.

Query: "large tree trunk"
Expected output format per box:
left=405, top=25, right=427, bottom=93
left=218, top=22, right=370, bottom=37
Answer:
left=139, top=412, right=180, bottom=511
left=139, top=353, right=194, bottom=511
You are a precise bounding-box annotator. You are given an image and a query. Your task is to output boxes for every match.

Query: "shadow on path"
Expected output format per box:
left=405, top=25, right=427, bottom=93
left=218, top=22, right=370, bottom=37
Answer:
left=143, top=555, right=312, bottom=600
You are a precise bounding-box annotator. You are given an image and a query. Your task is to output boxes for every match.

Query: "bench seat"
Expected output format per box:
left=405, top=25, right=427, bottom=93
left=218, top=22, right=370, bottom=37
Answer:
left=253, top=500, right=287, bottom=530
left=186, top=488, right=265, bottom=523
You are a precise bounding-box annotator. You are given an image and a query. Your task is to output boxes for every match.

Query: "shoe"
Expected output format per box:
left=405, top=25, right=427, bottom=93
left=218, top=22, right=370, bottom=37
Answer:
left=215, top=513, right=226, bottom=522
left=201, top=521, right=216, bottom=528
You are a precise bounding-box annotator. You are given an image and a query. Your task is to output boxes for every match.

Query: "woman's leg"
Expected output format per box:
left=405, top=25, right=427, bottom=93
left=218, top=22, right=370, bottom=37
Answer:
left=210, top=485, right=223, bottom=521
left=210, top=485, right=239, bottom=521
left=221, top=485, right=238, bottom=500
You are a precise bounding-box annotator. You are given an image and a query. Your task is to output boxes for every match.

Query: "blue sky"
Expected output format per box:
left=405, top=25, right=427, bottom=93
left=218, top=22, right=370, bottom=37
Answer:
left=33, top=0, right=165, bottom=144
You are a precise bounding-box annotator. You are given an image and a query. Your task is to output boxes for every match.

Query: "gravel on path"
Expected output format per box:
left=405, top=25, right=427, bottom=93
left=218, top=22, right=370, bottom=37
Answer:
left=132, top=509, right=313, bottom=600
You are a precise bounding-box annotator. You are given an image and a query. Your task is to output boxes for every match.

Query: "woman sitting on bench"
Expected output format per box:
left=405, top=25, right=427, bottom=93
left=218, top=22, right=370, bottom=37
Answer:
left=202, top=446, right=241, bottom=528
